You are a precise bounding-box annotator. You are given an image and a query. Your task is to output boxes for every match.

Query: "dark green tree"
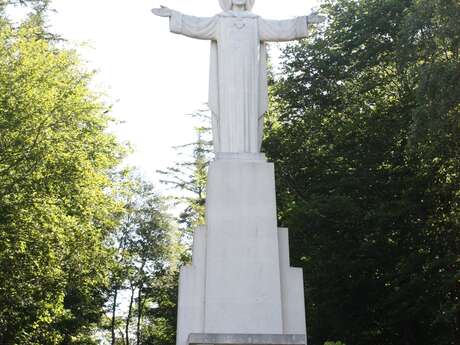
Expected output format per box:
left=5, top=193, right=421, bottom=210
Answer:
left=138, top=268, right=180, bottom=345
left=264, top=1, right=459, bottom=345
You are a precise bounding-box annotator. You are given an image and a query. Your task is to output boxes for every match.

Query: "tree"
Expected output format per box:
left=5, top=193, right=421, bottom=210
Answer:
left=0, top=16, right=125, bottom=345
left=0, top=0, right=49, bottom=13
left=106, top=174, right=178, bottom=345
left=264, top=1, right=459, bottom=344
left=158, top=109, right=213, bottom=240
left=138, top=268, right=180, bottom=345
left=141, top=110, right=213, bottom=345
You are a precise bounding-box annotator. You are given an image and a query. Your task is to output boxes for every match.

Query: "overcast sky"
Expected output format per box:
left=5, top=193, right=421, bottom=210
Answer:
left=48, top=0, right=319, bottom=186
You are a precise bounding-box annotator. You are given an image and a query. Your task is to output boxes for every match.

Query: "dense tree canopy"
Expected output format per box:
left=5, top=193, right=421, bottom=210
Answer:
left=264, top=0, right=459, bottom=344
left=0, top=14, right=125, bottom=345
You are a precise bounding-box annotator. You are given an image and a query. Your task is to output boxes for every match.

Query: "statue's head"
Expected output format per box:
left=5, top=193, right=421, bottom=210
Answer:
left=219, top=0, right=255, bottom=11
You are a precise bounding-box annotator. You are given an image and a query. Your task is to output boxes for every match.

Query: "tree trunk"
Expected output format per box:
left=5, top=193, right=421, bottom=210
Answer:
left=136, top=286, right=143, bottom=345
left=136, top=261, right=147, bottom=345
left=455, top=309, right=460, bottom=345
left=125, top=284, right=135, bottom=345
left=119, top=329, right=126, bottom=345
left=111, top=288, right=118, bottom=345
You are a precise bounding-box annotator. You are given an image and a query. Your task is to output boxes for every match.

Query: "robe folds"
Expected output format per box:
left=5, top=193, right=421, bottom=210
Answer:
left=170, top=10, right=308, bottom=153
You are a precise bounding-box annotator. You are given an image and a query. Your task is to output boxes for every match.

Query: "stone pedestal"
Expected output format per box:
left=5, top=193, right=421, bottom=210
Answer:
left=188, top=334, right=306, bottom=345
left=176, top=156, right=306, bottom=345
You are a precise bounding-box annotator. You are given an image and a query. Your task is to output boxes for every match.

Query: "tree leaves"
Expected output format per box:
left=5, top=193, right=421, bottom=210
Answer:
left=0, top=18, right=125, bottom=344
left=265, top=1, right=459, bottom=344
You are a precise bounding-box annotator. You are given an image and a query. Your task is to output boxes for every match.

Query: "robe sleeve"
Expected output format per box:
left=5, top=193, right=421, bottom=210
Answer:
left=169, top=11, right=218, bottom=40
left=259, top=17, right=308, bottom=42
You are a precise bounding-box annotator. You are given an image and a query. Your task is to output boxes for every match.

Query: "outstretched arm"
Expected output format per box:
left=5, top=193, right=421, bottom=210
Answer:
left=259, top=12, right=326, bottom=42
left=152, top=5, right=218, bottom=40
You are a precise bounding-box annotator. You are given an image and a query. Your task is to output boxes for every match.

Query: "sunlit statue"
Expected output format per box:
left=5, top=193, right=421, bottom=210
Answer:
left=153, top=0, right=325, bottom=154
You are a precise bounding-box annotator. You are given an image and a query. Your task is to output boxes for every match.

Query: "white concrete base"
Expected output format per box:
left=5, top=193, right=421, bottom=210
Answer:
left=188, top=333, right=306, bottom=345
left=176, top=159, right=306, bottom=345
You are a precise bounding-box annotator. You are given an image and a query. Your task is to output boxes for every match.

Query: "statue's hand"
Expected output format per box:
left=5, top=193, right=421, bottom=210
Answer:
left=307, top=12, right=326, bottom=25
left=152, top=5, right=173, bottom=17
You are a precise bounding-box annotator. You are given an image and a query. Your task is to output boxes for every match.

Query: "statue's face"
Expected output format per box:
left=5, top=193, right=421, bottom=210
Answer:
left=232, top=0, right=247, bottom=7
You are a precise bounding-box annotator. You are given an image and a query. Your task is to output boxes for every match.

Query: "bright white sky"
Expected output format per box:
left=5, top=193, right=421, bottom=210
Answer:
left=48, top=0, right=319, bottom=186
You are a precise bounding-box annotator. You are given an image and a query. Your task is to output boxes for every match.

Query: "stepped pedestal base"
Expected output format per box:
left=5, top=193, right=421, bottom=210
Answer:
left=176, top=158, right=307, bottom=345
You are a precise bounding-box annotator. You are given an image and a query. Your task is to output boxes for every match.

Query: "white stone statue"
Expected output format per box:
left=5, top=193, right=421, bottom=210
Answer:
left=153, top=0, right=325, bottom=154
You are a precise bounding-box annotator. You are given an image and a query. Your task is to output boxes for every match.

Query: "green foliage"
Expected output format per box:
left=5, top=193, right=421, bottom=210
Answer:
left=265, top=0, right=459, bottom=345
left=1, top=0, right=48, bottom=7
left=0, top=0, right=50, bottom=27
left=0, top=18, right=125, bottom=345
left=150, top=110, right=213, bottom=345
left=158, top=109, right=213, bottom=238
left=106, top=174, right=178, bottom=345
left=139, top=269, right=180, bottom=345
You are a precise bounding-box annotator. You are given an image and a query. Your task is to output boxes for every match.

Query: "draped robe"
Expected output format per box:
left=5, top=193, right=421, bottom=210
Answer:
left=169, top=10, right=308, bottom=153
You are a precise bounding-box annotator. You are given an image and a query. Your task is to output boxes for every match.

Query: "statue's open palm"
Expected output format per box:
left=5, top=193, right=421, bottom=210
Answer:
left=152, top=5, right=173, bottom=17
left=307, top=12, right=326, bottom=24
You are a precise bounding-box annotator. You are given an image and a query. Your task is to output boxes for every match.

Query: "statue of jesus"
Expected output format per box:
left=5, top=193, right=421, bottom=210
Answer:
left=153, top=0, right=325, bottom=154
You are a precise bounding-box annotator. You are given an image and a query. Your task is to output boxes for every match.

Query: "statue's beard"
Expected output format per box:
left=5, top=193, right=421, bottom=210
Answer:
left=219, top=0, right=254, bottom=11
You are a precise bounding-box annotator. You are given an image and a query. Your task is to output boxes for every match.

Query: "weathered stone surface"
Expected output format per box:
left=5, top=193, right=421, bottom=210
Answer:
left=204, top=159, right=283, bottom=334
left=175, top=159, right=307, bottom=345
left=278, top=229, right=306, bottom=334
left=188, top=333, right=306, bottom=345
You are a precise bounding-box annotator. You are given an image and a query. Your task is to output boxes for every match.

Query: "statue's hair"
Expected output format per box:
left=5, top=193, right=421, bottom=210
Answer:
left=219, top=0, right=255, bottom=11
